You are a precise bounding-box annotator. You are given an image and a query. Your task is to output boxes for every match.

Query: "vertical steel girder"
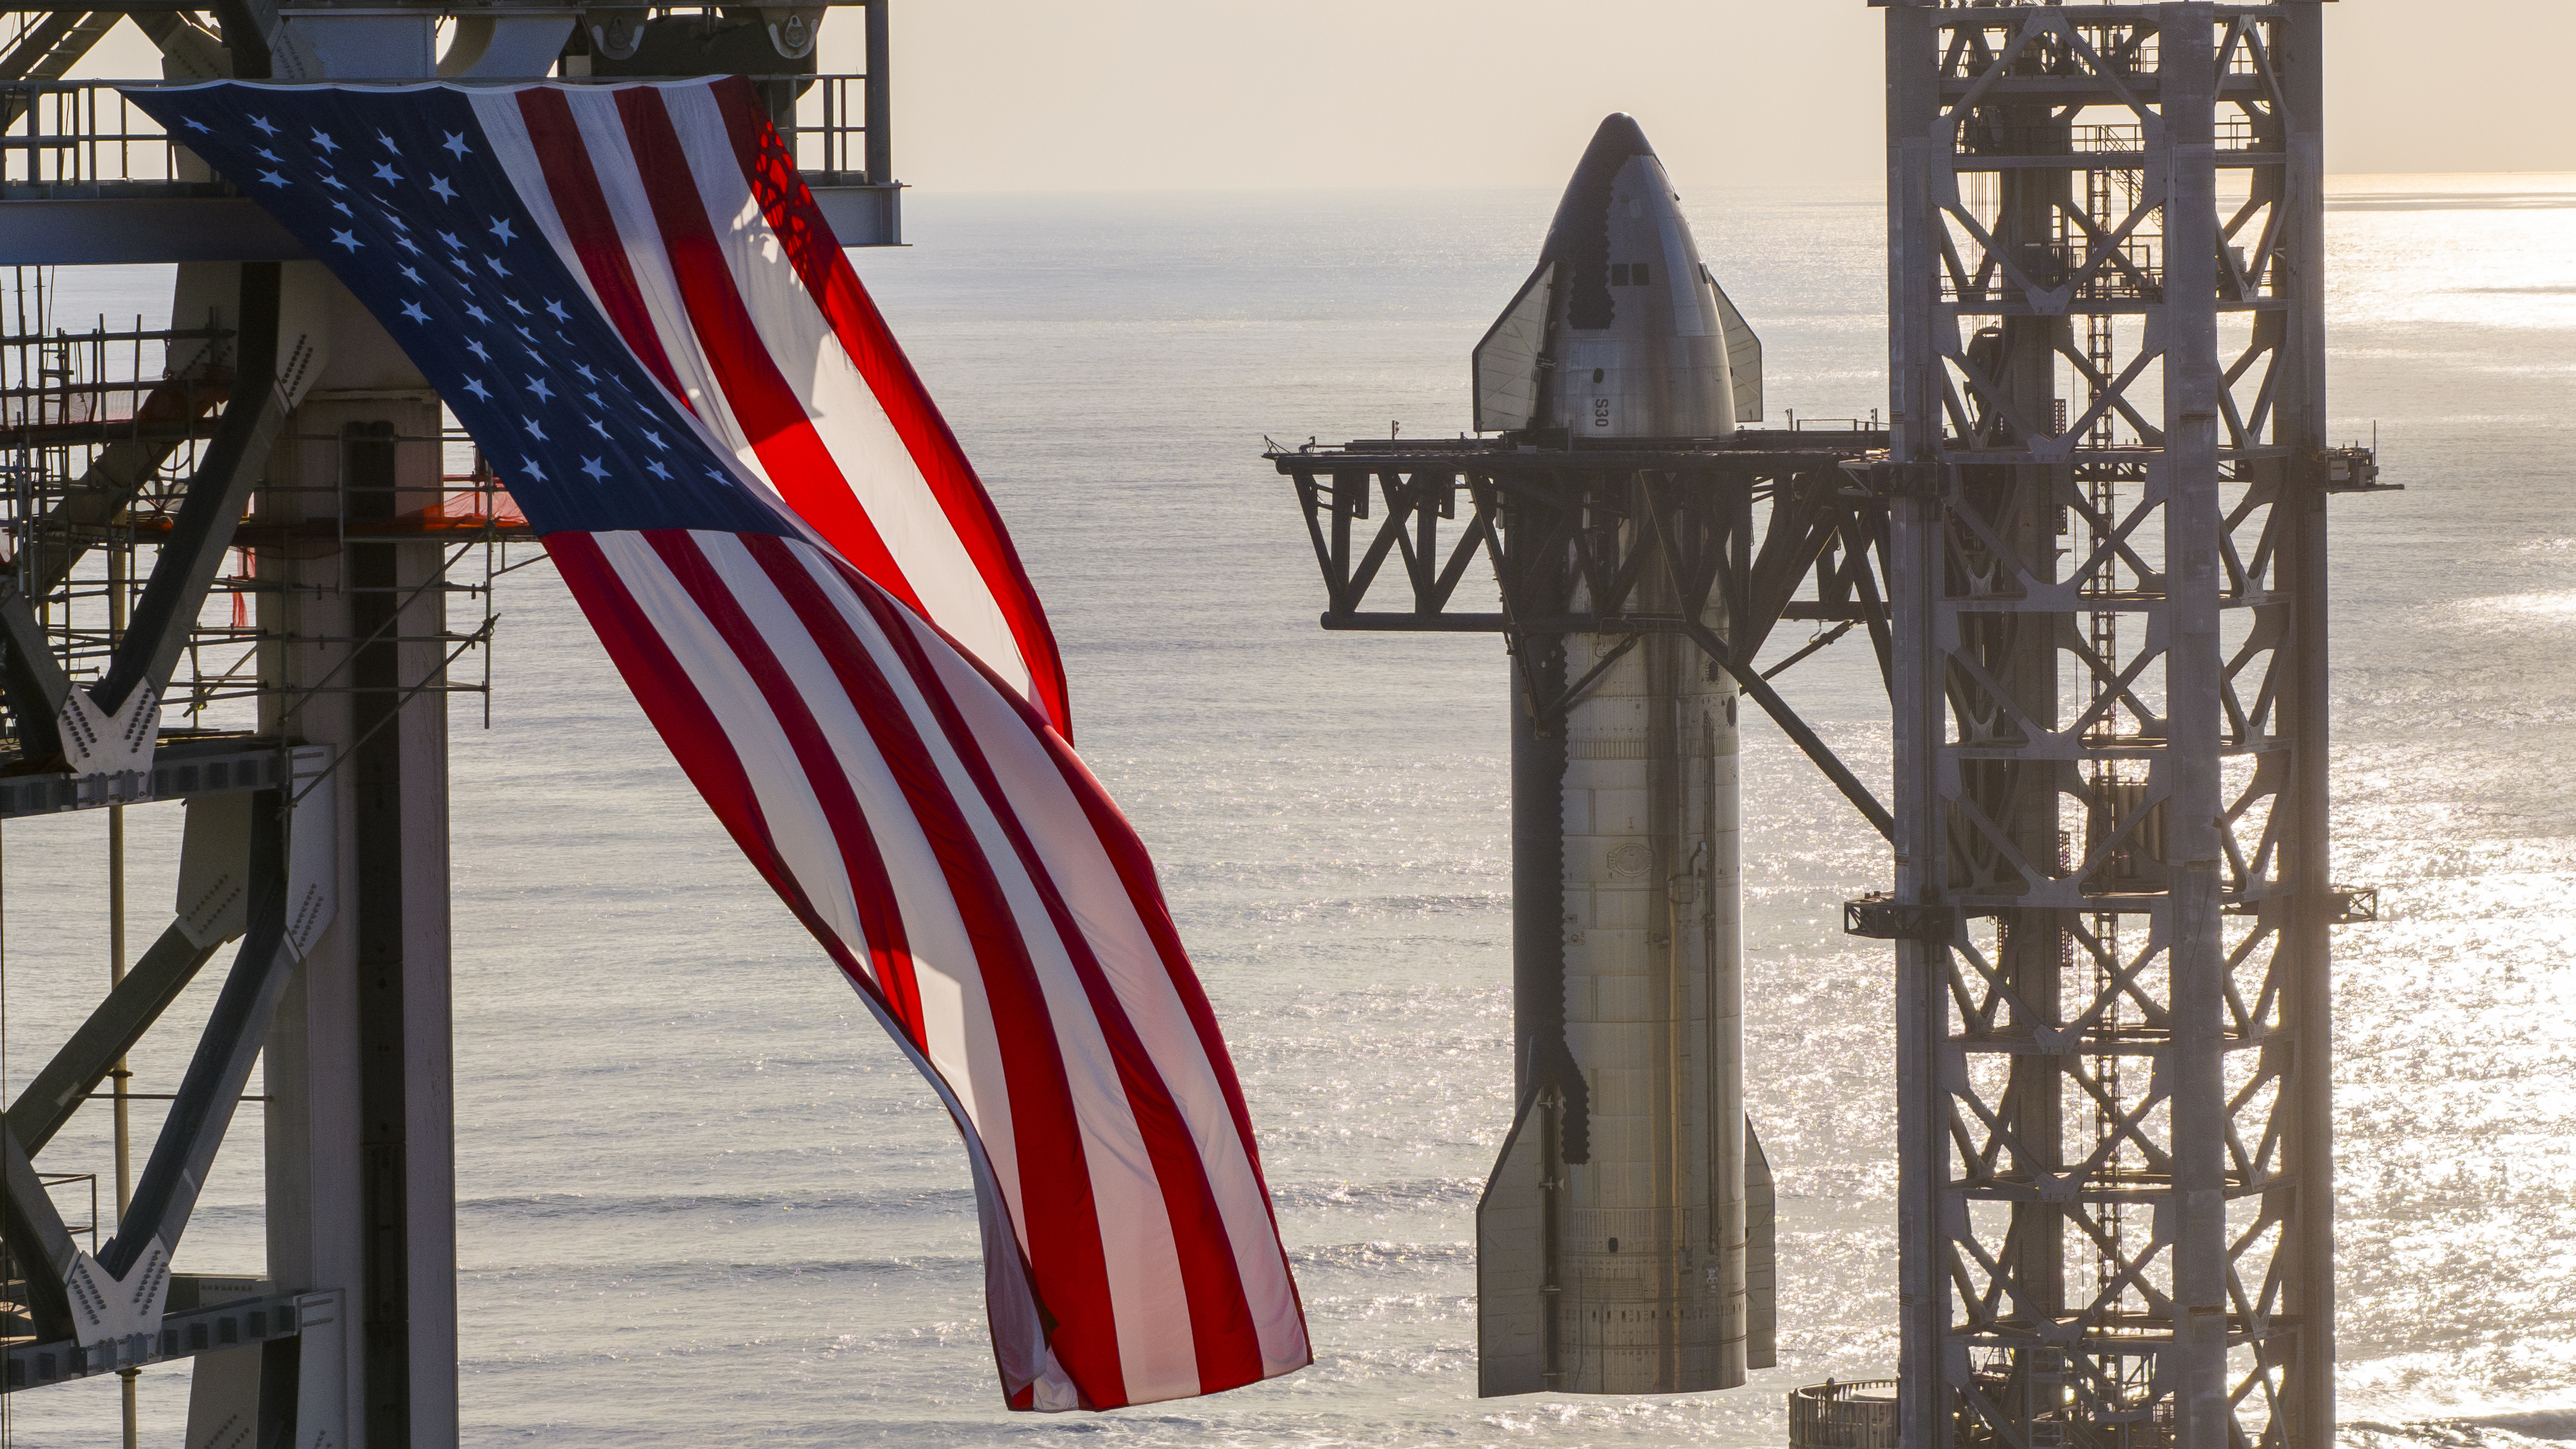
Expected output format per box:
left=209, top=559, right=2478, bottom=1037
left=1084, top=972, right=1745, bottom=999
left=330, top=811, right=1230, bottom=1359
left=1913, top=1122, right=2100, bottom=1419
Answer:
left=1883, top=7, right=2333, bottom=1449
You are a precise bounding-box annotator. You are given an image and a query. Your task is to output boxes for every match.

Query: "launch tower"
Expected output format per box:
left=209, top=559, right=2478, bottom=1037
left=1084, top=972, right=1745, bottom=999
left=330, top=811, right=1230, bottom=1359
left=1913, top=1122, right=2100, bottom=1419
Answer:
left=0, top=5, right=893, bottom=1443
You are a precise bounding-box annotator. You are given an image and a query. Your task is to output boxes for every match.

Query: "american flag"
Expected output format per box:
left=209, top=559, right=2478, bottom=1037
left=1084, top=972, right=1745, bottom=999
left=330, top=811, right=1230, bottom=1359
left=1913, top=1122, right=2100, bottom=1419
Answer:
left=127, top=76, right=1308, bottom=1411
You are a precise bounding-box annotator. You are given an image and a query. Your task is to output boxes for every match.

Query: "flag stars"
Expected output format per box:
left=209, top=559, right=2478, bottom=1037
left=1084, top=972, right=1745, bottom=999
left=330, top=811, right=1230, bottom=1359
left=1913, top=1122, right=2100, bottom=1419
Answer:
left=502, top=295, right=530, bottom=317
left=442, top=131, right=470, bottom=159
left=514, top=324, right=537, bottom=344
left=585, top=416, right=610, bottom=438
left=487, top=217, right=517, bottom=243
left=329, top=199, right=353, bottom=217
left=525, top=377, right=555, bottom=403
left=310, top=128, right=339, bottom=155
left=518, top=457, right=545, bottom=482
left=640, top=429, right=667, bottom=451
left=462, top=378, right=492, bottom=401
left=545, top=298, right=569, bottom=323
left=464, top=303, right=491, bottom=324
left=429, top=176, right=457, bottom=202
left=466, top=340, right=490, bottom=362
left=580, top=457, right=609, bottom=483
left=645, top=458, right=671, bottom=481
left=584, top=390, right=604, bottom=406
left=574, top=363, right=598, bottom=384
left=521, top=417, right=548, bottom=440
left=399, top=300, right=430, bottom=323
left=438, top=230, right=465, bottom=250
left=317, top=172, right=346, bottom=191
left=392, top=233, right=421, bottom=256
left=258, top=170, right=288, bottom=187
left=375, top=129, right=399, bottom=153
left=483, top=255, right=511, bottom=278
left=181, top=116, right=209, bottom=133
left=255, top=147, right=279, bottom=163
left=250, top=115, right=278, bottom=137
left=371, top=160, right=401, bottom=185
left=399, top=264, right=423, bottom=284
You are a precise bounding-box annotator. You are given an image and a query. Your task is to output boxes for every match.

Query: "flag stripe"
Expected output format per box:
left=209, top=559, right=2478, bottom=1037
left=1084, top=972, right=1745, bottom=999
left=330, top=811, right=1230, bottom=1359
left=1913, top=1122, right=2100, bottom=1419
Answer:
left=701, top=77, right=1072, bottom=739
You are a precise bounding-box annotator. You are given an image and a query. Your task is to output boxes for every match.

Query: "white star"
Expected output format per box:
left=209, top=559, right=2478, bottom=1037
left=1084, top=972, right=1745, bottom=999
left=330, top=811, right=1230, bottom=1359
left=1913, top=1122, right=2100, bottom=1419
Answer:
left=310, top=128, right=338, bottom=154
left=464, top=302, right=490, bottom=324
left=483, top=254, right=511, bottom=278
left=513, top=324, right=536, bottom=344
left=181, top=116, right=209, bottom=133
left=546, top=298, right=569, bottom=323
left=399, top=264, right=423, bottom=284
left=466, top=340, right=490, bottom=361
left=487, top=217, right=517, bottom=243
left=574, top=362, right=598, bottom=383
left=640, top=429, right=667, bottom=451
left=704, top=468, right=731, bottom=485
left=585, top=417, right=609, bottom=438
left=502, top=295, right=529, bottom=316
left=524, top=377, right=555, bottom=403
left=518, top=456, right=545, bottom=481
left=442, top=131, right=470, bottom=159
left=376, top=129, right=399, bottom=153
left=250, top=115, right=277, bottom=136
left=371, top=160, right=401, bottom=184
left=255, top=147, right=279, bottom=163
left=399, top=300, right=429, bottom=323
left=258, top=170, right=288, bottom=187
left=317, top=172, right=346, bottom=191
left=521, top=417, right=548, bottom=440
left=645, top=459, right=671, bottom=481
left=392, top=233, right=421, bottom=255
left=429, top=175, right=457, bottom=202
left=580, top=457, right=608, bottom=483
left=329, top=199, right=353, bottom=217
left=462, top=377, right=492, bottom=401
left=584, top=390, right=603, bottom=406
left=438, top=230, right=465, bottom=250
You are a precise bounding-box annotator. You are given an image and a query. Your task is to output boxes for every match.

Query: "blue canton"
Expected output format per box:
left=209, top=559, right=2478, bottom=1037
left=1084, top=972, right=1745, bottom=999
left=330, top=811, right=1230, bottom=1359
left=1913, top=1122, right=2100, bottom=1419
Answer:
left=129, top=83, right=792, bottom=540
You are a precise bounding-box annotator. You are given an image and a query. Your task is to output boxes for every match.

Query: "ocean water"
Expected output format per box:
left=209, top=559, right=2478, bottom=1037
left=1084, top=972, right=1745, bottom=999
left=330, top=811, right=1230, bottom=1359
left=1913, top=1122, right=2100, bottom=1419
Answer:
left=0, top=172, right=2569, bottom=1446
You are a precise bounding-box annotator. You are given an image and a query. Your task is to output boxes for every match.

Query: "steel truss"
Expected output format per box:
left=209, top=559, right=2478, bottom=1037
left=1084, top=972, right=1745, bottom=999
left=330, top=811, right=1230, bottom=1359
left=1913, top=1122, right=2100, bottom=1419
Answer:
left=1274, top=436, right=1900, bottom=839
left=1873, top=7, right=2382, bottom=1449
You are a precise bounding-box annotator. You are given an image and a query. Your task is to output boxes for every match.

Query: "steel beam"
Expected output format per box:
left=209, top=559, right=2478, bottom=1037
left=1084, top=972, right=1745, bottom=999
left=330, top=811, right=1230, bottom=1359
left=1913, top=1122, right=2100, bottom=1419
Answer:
left=7, top=922, right=225, bottom=1156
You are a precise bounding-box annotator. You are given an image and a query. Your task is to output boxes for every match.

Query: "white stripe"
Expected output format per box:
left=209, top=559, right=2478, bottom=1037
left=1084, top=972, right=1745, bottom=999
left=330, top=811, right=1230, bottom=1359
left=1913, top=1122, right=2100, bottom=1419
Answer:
left=905, top=599, right=1309, bottom=1376
left=788, top=540, right=1198, bottom=1401
left=658, top=85, right=1032, bottom=705
left=684, top=532, right=1032, bottom=1243
left=468, top=90, right=611, bottom=329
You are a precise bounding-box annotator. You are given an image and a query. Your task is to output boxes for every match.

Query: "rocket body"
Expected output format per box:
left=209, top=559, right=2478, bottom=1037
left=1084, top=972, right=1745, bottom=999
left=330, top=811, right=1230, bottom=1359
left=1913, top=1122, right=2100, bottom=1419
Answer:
left=1475, top=116, right=1776, bottom=1398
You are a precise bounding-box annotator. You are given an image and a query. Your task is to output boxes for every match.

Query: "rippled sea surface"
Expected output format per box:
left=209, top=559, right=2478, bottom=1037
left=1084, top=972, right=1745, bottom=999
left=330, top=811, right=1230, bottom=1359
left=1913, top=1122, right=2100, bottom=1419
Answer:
left=0, top=173, right=2570, bottom=1446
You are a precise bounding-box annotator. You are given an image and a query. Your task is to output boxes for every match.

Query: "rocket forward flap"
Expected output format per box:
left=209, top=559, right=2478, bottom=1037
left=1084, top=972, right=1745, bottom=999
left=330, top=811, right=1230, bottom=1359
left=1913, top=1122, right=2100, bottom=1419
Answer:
left=1707, top=270, right=1764, bottom=425
left=1473, top=261, right=1553, bottom=434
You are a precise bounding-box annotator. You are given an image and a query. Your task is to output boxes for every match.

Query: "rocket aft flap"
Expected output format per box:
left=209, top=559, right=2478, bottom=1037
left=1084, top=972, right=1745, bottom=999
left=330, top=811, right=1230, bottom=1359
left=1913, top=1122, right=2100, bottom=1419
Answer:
left=1474, top=114, right=1777, bottom=1398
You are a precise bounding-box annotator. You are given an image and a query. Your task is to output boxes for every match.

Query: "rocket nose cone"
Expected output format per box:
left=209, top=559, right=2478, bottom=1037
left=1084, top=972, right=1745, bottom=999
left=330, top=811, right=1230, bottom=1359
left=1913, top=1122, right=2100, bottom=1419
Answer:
left=1569, top=114, right=1657, bottom=190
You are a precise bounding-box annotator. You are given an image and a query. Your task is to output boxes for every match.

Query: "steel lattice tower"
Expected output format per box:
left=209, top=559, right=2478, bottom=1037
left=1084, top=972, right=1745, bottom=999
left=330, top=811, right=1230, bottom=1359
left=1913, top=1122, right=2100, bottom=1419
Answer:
left=1868, top=5, right=2382, bottom=1449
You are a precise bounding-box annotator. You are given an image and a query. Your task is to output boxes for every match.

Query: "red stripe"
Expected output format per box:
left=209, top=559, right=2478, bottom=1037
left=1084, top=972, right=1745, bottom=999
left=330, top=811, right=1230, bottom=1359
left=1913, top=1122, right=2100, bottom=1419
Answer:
left=611, top=88, right=929, bottom=621
left=710, top=535, right=1123, bottom=1402
left=638, top=531, right=930, bottom=1043
left=705, top=76, right=1073, bottom=742
left=514, top=90, right=691, bottom=408
left=839, top=562, right=1267, bottom=1398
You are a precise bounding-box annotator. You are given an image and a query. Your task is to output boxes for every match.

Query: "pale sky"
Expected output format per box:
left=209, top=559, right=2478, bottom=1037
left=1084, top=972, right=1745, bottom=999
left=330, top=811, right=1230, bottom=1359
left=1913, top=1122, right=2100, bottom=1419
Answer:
left=75, top=2, right=2576, bottom=193
left=834, top=0, right=2576, bottom=193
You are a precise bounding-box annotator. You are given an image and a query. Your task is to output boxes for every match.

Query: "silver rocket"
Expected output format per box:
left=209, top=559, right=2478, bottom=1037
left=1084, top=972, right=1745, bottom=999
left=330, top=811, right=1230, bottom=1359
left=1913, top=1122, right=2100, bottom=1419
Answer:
left=1473, top=114, right=1777, bottom=1397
